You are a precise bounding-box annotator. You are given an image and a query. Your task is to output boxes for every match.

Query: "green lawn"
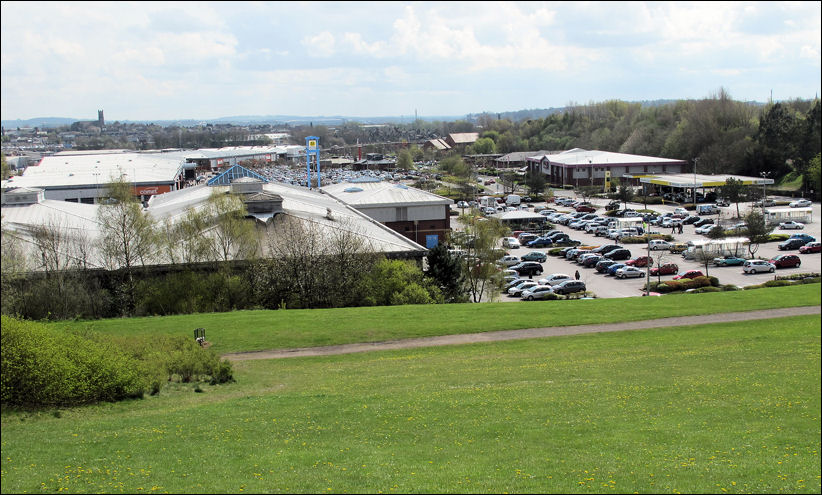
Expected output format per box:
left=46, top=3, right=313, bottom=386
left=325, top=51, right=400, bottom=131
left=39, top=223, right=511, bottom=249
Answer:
left=2, top=315, right=820, bottom=493
left=46, top=285, right=821, bottom=354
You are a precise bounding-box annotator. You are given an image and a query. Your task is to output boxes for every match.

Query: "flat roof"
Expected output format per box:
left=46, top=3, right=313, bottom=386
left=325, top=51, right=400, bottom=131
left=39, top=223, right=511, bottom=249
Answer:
left=527, top=148, right=687, bottom=167
left=638, top=173, right=775, bottom=188
left=322, top=181, right=452, bottom=208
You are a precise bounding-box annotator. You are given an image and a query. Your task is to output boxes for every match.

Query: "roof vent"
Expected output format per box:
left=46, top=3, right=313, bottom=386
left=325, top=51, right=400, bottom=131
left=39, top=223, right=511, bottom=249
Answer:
left=395, top=184, right=408, bottom=190
left=344, top=187, right=363, bottom=193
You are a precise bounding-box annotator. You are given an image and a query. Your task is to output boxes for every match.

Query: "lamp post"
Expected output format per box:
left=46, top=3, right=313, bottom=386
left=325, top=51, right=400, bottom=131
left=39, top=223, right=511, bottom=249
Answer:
left=692, top=157, right=700, bottom=205
left=760, top=171, right=770, bottom=210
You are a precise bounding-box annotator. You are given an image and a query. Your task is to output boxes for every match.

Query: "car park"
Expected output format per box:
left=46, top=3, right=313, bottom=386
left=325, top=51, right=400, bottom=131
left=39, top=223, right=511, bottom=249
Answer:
left=539, top=273, right=573, bottom=286
left=625, top=256, right=653, bottom=267
left=713, top=255, right=746, bottom=267
left=616, top=266, right=646, bottom=279
left=508, top=281, right=538, bottom=297
left=779, top=238, right=810, bottom=250
left=510, top=261, right=543, bottom=276
left=789, top=199, right=812, bottom=208
left=799, top=241, right=822, bottom=254
left=769, top=254, right=801, bottom=268
left=672, top=270, right=704, bottom=280
left=650, top=263, right=678, bottom=276
left=779, top=221, right=805, bottom=230
left=552, top=280, right=587, bottom=295
left=605, top=248, right=632, bottom=261
left=648, top=240, right=672, bottom=251
left=743, top=259, right=775, bottom=274
left=520, top=285, right=555, bottom=301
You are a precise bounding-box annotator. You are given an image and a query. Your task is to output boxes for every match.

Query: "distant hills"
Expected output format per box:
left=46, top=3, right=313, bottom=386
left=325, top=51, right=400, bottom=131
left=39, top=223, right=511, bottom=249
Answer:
left=2, top=99, right=769, bottom=129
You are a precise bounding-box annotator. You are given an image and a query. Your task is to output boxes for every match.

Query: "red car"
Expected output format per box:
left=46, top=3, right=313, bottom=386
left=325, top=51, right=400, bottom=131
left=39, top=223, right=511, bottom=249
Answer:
left=799, top=242, right=821, bottom=254
left=625, top=256, right=654, bottom=268
left=672, top=270, right=704, bottom=280
left=575, top=204, right=597, bottom=213
left=769, top=254, right=801, bottom=268
left=650, top=263, right=678, bottom=276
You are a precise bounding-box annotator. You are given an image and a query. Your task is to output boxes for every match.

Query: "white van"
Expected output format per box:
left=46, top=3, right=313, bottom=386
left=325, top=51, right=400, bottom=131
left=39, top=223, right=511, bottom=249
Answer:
left=697, top=204, right=719, bottom=215
left=505, top=194, right=521, bottom=206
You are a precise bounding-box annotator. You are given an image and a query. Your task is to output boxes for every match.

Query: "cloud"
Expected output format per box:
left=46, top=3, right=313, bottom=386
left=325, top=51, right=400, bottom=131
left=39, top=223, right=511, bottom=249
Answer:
left=302, top=31, right=336, bottom=57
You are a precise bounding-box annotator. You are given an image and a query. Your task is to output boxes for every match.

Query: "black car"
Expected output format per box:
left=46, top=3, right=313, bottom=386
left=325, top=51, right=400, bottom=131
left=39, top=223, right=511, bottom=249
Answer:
left=510, top=261, right=543, bottom=277
left=606, top=201, right=621, bottom=210
left=682, top=215, right=700, bottom=225
left=605, top=248, right=632, bottom=261
left=778, top=238, right=809, bottom=250
left=581, top=254, right=604, bottom=267
left=592, top=244, right=622, bottom=254
left=552, top=280, right=587, bottom=295
left=693, top=218, right=714, bottom=228
left=595, top=259, right=618, bottom=273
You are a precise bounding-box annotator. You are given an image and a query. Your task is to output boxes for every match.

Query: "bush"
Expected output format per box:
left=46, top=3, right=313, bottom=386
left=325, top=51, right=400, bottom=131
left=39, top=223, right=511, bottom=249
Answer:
left=1, top=316, right=148, bottom=407
left=548, top=248, right=565, bottom=256
left=0, top=317, right=235, bottom=408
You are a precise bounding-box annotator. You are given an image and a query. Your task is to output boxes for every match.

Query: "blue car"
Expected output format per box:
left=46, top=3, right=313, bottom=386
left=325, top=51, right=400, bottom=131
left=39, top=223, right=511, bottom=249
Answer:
left=607, top=263, right=627, bottom=276
left=527, top=236, right=554, bottom=248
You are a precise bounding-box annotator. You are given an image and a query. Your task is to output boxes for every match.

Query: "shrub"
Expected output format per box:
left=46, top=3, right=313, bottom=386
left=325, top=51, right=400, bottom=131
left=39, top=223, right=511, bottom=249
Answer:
left=548, top=248, right=565, bottom=256
left=1, top=316, right=148, bottom=407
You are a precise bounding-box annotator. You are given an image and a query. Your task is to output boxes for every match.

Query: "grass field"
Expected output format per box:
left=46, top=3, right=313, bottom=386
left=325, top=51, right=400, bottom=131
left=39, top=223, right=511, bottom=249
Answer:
left=46, top=284, right=821, bottom=354
left=2, top=312, right=820, bottom=493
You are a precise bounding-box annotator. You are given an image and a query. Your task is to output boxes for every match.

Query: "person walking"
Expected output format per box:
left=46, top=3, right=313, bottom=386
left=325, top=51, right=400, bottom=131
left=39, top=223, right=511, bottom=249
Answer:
left=678, top=223, right=683, bottom=234
left=575, top=270, right=580, bottom=280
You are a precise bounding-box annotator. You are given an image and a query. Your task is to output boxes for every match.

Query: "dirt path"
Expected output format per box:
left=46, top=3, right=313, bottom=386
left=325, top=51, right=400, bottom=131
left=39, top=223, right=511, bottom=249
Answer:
left=223, top=306, right=820, bottom=362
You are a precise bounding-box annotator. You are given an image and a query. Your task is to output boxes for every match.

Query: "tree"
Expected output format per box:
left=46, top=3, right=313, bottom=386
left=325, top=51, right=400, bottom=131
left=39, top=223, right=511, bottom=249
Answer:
left=576, top=185, right=600, bottom=204
left=204, top=191, right=259, bottom=263
left=470, top=137, right=496, bottom=154
left=396, top=149, right=413, bottom=171
left=362, top=258, right=442, bottom=306
left=425, top=243, right=466, bottom=303
left=525, top=169, right=547, bottom=198
left=719, top=177, right=746, bottom=218
left=97, top=179, right=158, bottom=313
left=615, top=179, right=635, bottom=209
left=452, top=214, right=509, bottom=303
left=806, top=153, right=821, bottom=197
left=499, top=170, right=518, bottom=195
left=743, top=210, right=770, bottom=258
left=1, top=152, right=9, bottom=180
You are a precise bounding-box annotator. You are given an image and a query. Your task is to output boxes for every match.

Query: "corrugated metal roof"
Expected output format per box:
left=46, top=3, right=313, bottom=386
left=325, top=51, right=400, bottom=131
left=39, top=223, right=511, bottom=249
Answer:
left=321, top=181, right=453, bottom=208
left=530, top=149, right=686, bottom=166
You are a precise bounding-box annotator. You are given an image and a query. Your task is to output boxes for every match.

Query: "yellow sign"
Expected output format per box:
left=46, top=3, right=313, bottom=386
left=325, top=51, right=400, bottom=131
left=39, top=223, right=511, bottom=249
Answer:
left=308, top=139, right=317, bottom=148
left=604, top=170, right=611, bottom=191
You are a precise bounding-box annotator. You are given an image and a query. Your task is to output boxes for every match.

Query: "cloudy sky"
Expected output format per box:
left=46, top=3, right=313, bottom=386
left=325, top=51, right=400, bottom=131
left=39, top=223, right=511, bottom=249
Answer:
left=2, top=1, right=820, bottom=122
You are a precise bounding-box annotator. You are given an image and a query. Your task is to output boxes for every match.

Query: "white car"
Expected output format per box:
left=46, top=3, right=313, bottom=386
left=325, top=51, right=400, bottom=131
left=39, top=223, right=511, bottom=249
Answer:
left=779, top=221, right=805, bottom=230
left=615, top=266, right=646, bottom=279
left=696, top=224, right=720, bottom=235
left=789, top=199, right=811, bottom=208
left=649, top=240, right=672, bottom=251
left=538, top=273, right=573, bottom=286
left=508, top=281, right=538, bottom=297
left=743, top=259, right=775, bottom=274
left=498, top=255, right=520, bottom=267
left=502, top=237, right=521, bottom=248
left=520, top=285, right=555, bottom=301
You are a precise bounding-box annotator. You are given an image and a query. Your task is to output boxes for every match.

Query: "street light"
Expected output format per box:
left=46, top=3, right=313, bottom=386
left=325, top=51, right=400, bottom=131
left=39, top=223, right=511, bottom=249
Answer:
left=760, top=171, right=771, bottom=209
left=692, top=157, right=700, bottom=204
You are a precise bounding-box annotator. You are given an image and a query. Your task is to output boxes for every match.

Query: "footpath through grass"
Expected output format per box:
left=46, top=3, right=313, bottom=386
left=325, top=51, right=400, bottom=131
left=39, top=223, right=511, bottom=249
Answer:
left=48, top=285, right=821, bottom=354
left=2, top=315, right=819, bottom=493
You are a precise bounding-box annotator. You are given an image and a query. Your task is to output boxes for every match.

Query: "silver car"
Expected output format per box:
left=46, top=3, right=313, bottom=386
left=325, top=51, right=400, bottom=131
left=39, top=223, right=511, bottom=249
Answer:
left=743, top=259, right=775, bottom=274
left=520, top=285, right=555, bottom=301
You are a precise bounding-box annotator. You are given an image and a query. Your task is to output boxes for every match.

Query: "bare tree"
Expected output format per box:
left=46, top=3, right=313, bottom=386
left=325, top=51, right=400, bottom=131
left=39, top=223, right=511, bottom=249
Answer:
left=205, top=191, right=259, bottom=262
left=453, top=214, right=509, bottom=303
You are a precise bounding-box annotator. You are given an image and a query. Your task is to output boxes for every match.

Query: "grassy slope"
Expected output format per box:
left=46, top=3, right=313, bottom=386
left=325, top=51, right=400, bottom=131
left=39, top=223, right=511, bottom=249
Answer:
left=2, top=316, right=819, bottom=493
left=48, top=285, right=821, bottom=354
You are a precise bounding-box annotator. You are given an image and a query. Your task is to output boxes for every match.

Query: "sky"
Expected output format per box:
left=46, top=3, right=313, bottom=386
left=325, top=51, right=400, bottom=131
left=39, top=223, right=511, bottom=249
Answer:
left=1, top=1, right=820, bottom=122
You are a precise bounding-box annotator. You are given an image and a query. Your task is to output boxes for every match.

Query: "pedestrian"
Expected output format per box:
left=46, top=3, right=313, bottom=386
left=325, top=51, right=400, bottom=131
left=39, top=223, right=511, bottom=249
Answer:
left=575, top=270, right=580, bottom=280
left=678, top=223, right=683, bottom=234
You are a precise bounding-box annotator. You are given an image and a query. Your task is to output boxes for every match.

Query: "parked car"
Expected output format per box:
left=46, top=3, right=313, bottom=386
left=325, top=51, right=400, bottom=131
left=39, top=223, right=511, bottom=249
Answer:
left=713, top=255, right=746, bottom=267
left=595, top=259, right=618, bottom=273
left=649, top=240, right=672, bottom=251
left=650, top=263, right=679, bottom=276
left=695, top=224, right=720, bottom=235
left=606, top=200, right=621, bottom=210
left=527, top=236, right=554, bottom=248
left=552, top=280, right=587, bottom=295
left=575, top=204, right=597, bottom=213
left=693, top=218, right=714, bottom=228
left=518, top=233, right=539, bottom=245
left=581, top=254, right=604, bottom=268
left=788, top=233, right=816, bottom=243
left=799, top=241, right=822, bottom=254
left=508, top=281, right=538, bottom=297
left=520, top=251, right=548, bottom=262
left=682, top=215, right=701, bottom=225
left=497, top=255, right=520, bottom=267
left=502, top=237, right=520, bottom=248
left=592, top=244, right=622, bottom=255
left=743, top=259, right=775, bottom=274
left=520, top=285, right=555, bottom=301
left=510, top=262, right=544, bottom=277
left=769, top=254, right=801, bottom=268
left=606, top=263, right=628, bottom=276
left=534, top=276, right=572, bottom=291
left=616, top=266, right=646, bottom=279
left=789, top=199, right=812, bottom=208
left=779, top=238, right=809, bottom=250
left=605, top=248, right=632, bottom=261
left=754, top=198, right=775, bottom=207
left=669, top=243, right=688, bottom=254
left=779, top=221, right=805, bottom=230
left=625, top=256, right=653, bottom=268
left=673, top=270, right=704, bottom=280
